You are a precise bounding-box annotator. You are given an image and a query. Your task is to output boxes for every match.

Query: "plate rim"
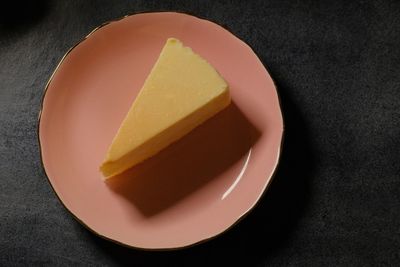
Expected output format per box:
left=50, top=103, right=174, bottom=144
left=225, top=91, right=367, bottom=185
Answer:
left=37, top=11, right=285, bottom=250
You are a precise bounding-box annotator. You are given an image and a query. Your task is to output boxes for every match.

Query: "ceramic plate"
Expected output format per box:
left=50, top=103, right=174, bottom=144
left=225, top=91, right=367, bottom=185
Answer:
left=38, top=12, right=283, bottom=249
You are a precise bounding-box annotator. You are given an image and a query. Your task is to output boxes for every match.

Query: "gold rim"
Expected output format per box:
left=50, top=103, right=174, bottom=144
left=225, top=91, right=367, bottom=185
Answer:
left=37, top=11, right=285, bottom=251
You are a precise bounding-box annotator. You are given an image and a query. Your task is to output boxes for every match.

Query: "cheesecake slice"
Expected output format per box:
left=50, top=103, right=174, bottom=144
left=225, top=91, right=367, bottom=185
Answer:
left=100, top=38, right=230, bottom=179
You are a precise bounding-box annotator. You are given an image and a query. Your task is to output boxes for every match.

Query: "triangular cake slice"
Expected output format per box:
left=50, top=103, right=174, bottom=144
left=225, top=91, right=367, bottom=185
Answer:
left=100, top=38, right=230, bottom=179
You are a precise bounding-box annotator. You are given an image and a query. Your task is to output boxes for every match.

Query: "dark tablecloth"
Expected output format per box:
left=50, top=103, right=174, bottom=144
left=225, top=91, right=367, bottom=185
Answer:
left=1, top=1, right=399, bottom=266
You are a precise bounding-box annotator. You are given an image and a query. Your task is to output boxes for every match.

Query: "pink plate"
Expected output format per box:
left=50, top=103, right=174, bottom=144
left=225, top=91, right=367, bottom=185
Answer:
left=38, top=12, right=283, bottom=249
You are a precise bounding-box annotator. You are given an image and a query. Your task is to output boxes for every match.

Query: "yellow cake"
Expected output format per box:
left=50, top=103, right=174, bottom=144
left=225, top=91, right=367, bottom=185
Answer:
left=100, top=38, right=230, bottom=179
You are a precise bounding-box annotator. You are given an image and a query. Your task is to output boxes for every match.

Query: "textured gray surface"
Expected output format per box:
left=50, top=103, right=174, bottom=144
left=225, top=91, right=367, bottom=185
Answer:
left=1, top=0, right=400, bottom=266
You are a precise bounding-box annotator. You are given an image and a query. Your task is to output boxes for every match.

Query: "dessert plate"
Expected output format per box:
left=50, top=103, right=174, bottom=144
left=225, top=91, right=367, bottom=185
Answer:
left=38, top=12, right=283, bottom=249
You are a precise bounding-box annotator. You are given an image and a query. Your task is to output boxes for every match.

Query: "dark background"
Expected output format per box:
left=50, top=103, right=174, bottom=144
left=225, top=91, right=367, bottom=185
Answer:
left=1, top=0, right=400, bottom=266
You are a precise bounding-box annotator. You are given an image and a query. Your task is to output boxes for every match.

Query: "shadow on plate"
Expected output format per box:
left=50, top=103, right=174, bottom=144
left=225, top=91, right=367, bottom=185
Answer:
left=81, top=78, right=315, bottom=266
left=106, top=102, right=260, bottom=217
